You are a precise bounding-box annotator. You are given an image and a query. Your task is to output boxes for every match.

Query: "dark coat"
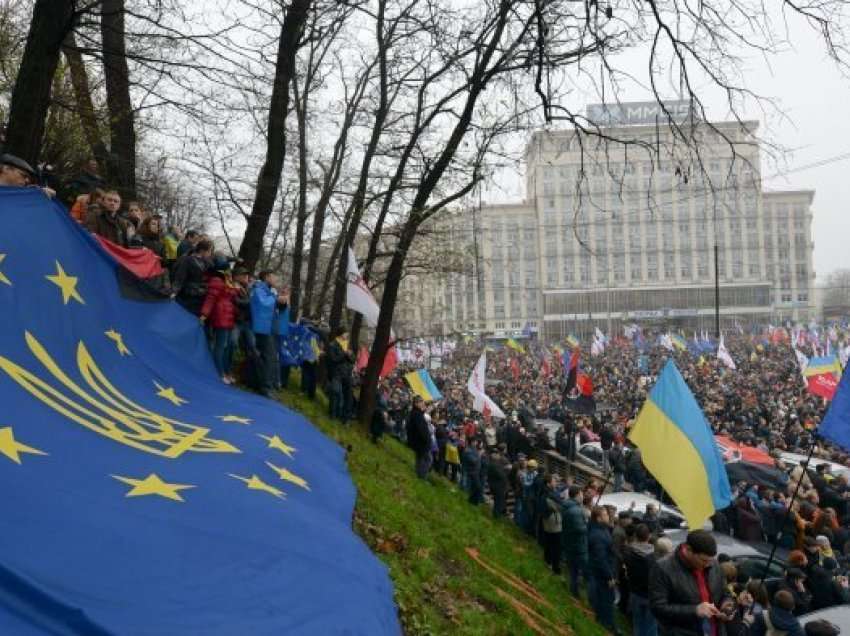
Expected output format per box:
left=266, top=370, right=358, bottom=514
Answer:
left=734, top=498, right=764, bottom=542
left=749, top=606, right=804, bottom=636
left=648, top=548, right=726, bottom=636
left=487, top=456, right=509, bottom=495
left=560, top=498, right=588, bottom=563
left=587, top=521, right=616, bottom=581
left=624, top=543, right=655, bottom=597
left=171, top=254, right=208, bottom=315
left=88, top=208, right=130, bottom=247
left=406, top=407, right=430, bottom=454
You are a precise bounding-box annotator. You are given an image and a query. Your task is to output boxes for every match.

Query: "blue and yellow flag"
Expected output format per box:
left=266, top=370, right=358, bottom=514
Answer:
left=805, top=354, right=842, bottom=378
left=0, top=190, right=399, bottom=634
left=404, top=369, right=443, bottom=402
left=628, top=359, right=731, bottom=529
left=505, top=338, right=524, bottom=354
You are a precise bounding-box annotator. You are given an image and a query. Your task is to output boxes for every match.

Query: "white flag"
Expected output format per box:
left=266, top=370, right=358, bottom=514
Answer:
left=346, top=247, right=381, bottom=327
left=717, top=336, right=736, bottom=370
left=467, top=351, right=505, bottom=419
left=660, top=333, right=674, bottom=352
left=794, top=347, right=809, bottom=376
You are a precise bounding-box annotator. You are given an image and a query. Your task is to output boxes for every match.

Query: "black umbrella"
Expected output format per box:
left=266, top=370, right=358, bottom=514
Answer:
left=725, top=461, right=788, bottom=491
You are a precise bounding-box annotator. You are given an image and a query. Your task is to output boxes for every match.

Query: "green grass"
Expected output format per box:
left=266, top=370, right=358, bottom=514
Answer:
left=276, top=380, right=606, bottom=636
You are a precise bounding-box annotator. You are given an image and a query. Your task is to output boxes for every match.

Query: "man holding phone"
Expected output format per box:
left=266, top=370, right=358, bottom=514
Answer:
left=648, top=530, right=728, bottom=635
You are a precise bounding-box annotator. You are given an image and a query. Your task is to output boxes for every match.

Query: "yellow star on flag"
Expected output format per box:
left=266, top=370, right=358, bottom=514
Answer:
left=112, top=473, right=195, bottom=502
left=218, top=415, right=252, bottom=425
left=46, top=260, right=85, bottom=305
left=265, top=461, right=310, bottom=491
left=229, top=473, right=285, bottom=499
left=0, top=427, right=47, bottom=464
left=154, top=381, right=187, bottom=406
left=0, top=254, right=11, bottom=286
left=258, top=434, right=296, bottom=458
left=105, top=329, right=131, bottom=356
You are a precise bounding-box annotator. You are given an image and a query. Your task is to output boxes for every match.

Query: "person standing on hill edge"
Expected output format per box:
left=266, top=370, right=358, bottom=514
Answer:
left=406, top=396, right=431, bottom=479
left=588, top=505, right=620, bottom=635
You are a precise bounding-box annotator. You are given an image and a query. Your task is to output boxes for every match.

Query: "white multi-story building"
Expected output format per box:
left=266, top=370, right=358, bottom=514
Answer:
left=397, top=101, right=816, bottom=340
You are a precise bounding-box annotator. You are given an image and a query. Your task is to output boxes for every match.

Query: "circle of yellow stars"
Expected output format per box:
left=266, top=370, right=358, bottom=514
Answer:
left=0, top=259, right=310, bottom=505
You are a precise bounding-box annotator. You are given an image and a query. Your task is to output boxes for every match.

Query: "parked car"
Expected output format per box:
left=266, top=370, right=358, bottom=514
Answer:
left=777, top=451, right=850, bottom=480
left=597, top=492, right=686, bottom=530
left=663, top=529, right=788, bottom=583
left=796, top=605, right=850, bottom=632
left=575, top=441, right=630, bottom=472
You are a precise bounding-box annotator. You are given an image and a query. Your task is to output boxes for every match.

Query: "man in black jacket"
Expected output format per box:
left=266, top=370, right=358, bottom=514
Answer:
left=588, top=506, right=620, bottom=635
left=624, top=524, right=657, bottom=636
left=648, top=530, right=726, bottom=636
left=487, top=448, right=510, bottom=518
left=406, top=397, right=431, bottom=479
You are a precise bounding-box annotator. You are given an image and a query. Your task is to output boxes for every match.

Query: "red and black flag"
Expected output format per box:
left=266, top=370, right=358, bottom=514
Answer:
left=564, top=348, right=595, bottom=414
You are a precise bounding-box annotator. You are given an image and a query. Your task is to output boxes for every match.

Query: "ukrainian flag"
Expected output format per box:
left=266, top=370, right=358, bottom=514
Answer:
left=404, top=369, right=443, bottom=402
left=505, top=338, right=525, bottom=353
left=565, top=334, right=579, bottom=349
left=805, top=355, right=842, bottom=378
left=628, top=360, right=731, bottom=529
left=671, top=334, right=688, bottom=351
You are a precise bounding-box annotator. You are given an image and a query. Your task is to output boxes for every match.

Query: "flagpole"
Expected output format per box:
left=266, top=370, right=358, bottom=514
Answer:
left=754, top=437, right=818, bottom=594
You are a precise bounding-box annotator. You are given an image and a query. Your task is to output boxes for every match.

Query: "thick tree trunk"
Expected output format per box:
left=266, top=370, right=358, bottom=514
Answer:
left=63, top=33, right=110, bottom=175
left=238, top=0, right=311, bottom=272
left=100, top=0, right=136, bottom=200
left=3, top=0, right=75, bottom=166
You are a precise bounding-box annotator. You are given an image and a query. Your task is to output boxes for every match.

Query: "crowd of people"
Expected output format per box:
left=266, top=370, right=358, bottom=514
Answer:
left=382, top=334, right=850, bottom=634
left=2, top=151, right=848, bottom=634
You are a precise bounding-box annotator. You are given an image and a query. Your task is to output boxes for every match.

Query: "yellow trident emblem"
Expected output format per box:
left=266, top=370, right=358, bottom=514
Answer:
left=0, top=332, right=239, bottom=459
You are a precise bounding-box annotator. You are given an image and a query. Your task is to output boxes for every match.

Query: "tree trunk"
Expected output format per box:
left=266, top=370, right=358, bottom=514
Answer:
left=3, top=0, right=75, bottom=166
left=358, top=0, right=511, bottom=427
left=63, top=33, right=110, bottom=175
left=289, top=78, right=309, bottom=317
left=327, top=0, right=389, bottom=333
left=358, top=228, right=414, bottom=425
left=238, top=0, right=311, bottom=272
left=100, top=0, right=136, bottom=200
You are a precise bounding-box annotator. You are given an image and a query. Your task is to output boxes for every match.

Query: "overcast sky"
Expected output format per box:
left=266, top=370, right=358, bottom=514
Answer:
left=482, top=10, right=848, bottom=281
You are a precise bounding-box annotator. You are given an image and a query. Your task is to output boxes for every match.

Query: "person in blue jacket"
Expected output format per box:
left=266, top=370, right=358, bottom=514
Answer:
left=250, top=270, right=289, bottom=397
left=587, top=505, right=620, bottom=635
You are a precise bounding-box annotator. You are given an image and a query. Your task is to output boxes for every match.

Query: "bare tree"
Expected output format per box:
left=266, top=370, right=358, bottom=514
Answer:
left=3, top=0, right=76, bottom=165
left=238, top=0, right=311, bottom=271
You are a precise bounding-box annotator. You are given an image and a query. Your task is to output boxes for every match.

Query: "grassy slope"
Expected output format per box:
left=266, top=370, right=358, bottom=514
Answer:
left=277, top=384, right=605, bottom=636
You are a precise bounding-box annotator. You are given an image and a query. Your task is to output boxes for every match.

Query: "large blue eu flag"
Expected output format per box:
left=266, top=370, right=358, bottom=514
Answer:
left=0, top=189, right=399, bottom=634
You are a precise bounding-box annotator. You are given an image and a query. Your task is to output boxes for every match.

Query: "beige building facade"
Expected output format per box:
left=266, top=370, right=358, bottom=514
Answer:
left=396, top=103, right=817, bottom=341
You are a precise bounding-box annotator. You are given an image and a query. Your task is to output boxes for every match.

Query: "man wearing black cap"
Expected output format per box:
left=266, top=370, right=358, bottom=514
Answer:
left=0, top=153, right=35, bottom=187
left=648, top=530, right=727, bottom=635
left=0, top=154, right=56, bottom=198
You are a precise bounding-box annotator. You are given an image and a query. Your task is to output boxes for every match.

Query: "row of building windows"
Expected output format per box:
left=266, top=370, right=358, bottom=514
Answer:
left=543, top=285, right=773, bottom=315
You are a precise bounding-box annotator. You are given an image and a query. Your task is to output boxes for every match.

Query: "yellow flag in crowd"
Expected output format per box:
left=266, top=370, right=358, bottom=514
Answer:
left=505, top=338, right=525, bottom=354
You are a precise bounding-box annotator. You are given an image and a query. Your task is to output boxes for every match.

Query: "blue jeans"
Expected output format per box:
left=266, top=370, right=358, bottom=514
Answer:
left=589, top=575, right=617, bottom=633
left=630, top=594, right=657, bottom=636
left=212, top=328, right=232, bottom=377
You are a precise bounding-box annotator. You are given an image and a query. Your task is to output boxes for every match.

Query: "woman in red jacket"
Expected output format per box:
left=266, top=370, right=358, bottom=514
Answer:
left=200, top=258, right=239, bottom=384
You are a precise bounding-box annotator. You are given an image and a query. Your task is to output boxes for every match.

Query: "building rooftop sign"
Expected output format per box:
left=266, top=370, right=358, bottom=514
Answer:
left=586, top=100, right=693, bottom=126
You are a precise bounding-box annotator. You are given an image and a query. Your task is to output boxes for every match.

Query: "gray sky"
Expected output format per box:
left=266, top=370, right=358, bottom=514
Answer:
left=483, top=10, right=849, bottom=281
